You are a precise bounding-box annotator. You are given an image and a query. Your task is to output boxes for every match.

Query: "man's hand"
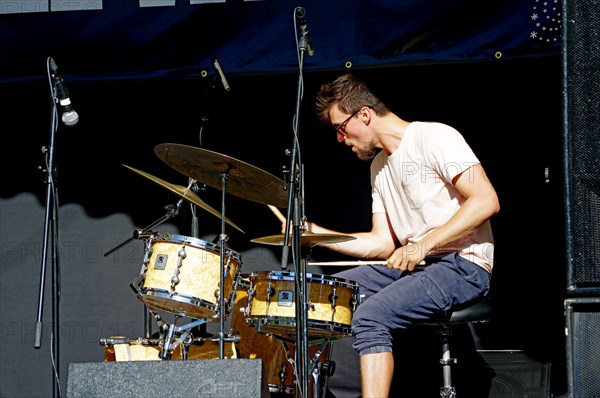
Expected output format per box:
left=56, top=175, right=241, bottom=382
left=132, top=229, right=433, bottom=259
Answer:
left=386, top=243, right=427, bottom=271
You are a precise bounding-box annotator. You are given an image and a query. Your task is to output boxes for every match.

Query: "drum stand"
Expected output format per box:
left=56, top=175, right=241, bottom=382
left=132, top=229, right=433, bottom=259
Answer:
left=157, top=315, right=218, bottom=359
left=278, top=337, right=334, bottom=398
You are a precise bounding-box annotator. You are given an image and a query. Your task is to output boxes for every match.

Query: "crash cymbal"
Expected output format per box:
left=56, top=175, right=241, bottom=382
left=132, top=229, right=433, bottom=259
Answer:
left=123, top=164, right=244, bottom=234
left=251, top=232, right=356, bottom=247
left=154, top=143, right=288, bottom=208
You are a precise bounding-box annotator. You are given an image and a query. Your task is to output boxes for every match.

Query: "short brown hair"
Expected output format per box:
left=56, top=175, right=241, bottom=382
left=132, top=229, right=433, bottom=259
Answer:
left=315, top=74, right=389, bottom=124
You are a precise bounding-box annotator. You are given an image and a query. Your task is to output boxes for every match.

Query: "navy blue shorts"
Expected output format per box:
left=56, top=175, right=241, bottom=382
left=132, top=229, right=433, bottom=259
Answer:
left=333, top=252, right=491, bottom=356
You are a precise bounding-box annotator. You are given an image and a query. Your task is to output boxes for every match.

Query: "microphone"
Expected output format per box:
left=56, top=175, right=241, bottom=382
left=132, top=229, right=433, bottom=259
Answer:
left=295, top=7, right=314, bottom=56
left=49, top=57, right=79, bottom=126
left=211, top=53, right=231, bottom=92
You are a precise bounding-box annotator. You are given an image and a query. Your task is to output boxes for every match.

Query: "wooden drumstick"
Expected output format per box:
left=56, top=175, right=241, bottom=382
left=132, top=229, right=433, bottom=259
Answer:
left=308, top=260, right=427, bottom=266
left=267, top=205, right=286, bottom=223
left=308, top=260, right=388, bottom=266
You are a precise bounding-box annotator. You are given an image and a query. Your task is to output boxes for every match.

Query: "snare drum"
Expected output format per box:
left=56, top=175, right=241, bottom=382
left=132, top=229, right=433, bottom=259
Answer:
left=131, top=233, right=242, bottom=319
left=247, top=271, right=359, bottom=340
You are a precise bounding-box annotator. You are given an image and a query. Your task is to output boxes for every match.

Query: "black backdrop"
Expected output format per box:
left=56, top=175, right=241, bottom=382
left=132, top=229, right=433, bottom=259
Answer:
left=0, top=56, right=566, bottom=397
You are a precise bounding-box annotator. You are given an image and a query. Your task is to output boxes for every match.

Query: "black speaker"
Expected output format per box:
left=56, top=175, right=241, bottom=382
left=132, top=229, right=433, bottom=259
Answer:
left=562, top=0, right=600, bottom=295
left=66, top=359, right=268, bottom=398
left=475, top=351, right=551, bottom=398
left=565, top=298, right=600, bottom=398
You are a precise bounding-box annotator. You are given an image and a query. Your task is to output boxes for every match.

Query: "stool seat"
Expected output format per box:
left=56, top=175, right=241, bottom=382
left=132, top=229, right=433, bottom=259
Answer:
left=448, top=298, right=492, bottom=323
left=421, top=297, right=493, bottom=326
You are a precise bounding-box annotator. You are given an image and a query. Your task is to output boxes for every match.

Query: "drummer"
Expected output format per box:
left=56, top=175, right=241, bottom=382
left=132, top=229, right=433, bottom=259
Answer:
left=294, top=74, right=499, bottom=397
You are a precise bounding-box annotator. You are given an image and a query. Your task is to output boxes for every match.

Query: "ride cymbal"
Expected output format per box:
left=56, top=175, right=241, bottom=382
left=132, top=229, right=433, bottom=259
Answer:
left=123, top=164, right=244, bottom=234
left=154, top=143, right=288, bottom=208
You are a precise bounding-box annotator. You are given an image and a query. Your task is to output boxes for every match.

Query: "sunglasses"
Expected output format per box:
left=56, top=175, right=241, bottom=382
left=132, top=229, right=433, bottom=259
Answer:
left=334, top=109, right=361, bottom=138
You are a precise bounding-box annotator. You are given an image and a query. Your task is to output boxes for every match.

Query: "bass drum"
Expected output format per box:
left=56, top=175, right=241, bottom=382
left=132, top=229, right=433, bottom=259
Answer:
left=102, top=337, right=236, bottom=362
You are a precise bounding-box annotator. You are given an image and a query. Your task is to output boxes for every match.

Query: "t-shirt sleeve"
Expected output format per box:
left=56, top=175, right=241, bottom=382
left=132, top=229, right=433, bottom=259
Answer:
left=422, top=123, right=480, bottom=184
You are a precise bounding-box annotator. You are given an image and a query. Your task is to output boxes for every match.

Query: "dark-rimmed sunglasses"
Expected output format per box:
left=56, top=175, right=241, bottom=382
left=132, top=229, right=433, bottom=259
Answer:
left=334, top=109, right=361, bottom=137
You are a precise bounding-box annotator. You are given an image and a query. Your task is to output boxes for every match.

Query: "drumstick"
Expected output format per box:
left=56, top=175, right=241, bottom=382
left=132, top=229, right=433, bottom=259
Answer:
left=267, top=204, right=286, bottom=223
left=308, top=260, right=426, bottom=266
left=308, top=260, right=388, bottom=266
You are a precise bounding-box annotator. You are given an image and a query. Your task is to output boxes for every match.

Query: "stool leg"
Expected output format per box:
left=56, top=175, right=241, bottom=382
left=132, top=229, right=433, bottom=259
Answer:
left=439, top=325, right=457, bottom=398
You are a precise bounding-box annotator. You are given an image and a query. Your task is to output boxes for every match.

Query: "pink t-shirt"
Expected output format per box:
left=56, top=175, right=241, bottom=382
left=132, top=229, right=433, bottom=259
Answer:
left=370, top=121, right=494, bottom=272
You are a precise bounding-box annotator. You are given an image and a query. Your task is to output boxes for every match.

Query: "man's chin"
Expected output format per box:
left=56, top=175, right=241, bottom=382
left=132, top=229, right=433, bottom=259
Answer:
left=355, top=148, right=377, bottom=161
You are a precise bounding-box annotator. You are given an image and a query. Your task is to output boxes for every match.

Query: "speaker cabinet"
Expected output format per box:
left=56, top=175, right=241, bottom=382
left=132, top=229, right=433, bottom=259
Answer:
left=475, top=351, right=551, bottom=398
left=562, top=0, right=600, bottom=295
left=565, top=298, right=600, bottom=398
left=66, top=359, right=268, bottom=398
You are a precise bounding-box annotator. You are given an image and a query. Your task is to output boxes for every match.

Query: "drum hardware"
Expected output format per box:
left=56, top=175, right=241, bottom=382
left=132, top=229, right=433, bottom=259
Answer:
left=279, top=338, right=334, bottom=398
left=99, top=336, right=152, bottom=347
left=309, top=340, right=335, bottom=398
left=157, top=314, right=224, bottom=360
left=104, top=195, right=184, bottom=259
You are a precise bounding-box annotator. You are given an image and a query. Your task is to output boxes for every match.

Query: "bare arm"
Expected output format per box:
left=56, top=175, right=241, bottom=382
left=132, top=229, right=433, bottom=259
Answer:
left=302, top=212, right=397, bottom=260
left=387, top=163, right=500, bottom=270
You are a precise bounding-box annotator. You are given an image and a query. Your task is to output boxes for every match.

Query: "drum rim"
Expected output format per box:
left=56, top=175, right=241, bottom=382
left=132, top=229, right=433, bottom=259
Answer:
left=253, top=315, right=352, bottom=335
left=139, top=287, right=221, bottom=317
left=152, top=233, right=242, bottom=262
left=247, top=270, right=358, bottom=288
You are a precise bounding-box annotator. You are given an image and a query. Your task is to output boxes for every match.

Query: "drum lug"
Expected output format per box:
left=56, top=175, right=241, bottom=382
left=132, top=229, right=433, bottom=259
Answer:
left=140, top=238, right=154, bottom=275
left=170, top=243, right=187, bottom=293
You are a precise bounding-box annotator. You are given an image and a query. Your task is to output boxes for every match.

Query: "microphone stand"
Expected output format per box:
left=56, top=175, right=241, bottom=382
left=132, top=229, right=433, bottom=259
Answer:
left=34, top=58, right=62, bottom=398
left=282, top=11, right=311, bottom=397
left=188, top=116, right=208, bottom=340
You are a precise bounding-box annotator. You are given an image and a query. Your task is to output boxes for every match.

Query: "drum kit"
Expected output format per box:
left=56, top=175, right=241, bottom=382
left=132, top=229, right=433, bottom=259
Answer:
left=101, top=143, right=361, bottom=397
